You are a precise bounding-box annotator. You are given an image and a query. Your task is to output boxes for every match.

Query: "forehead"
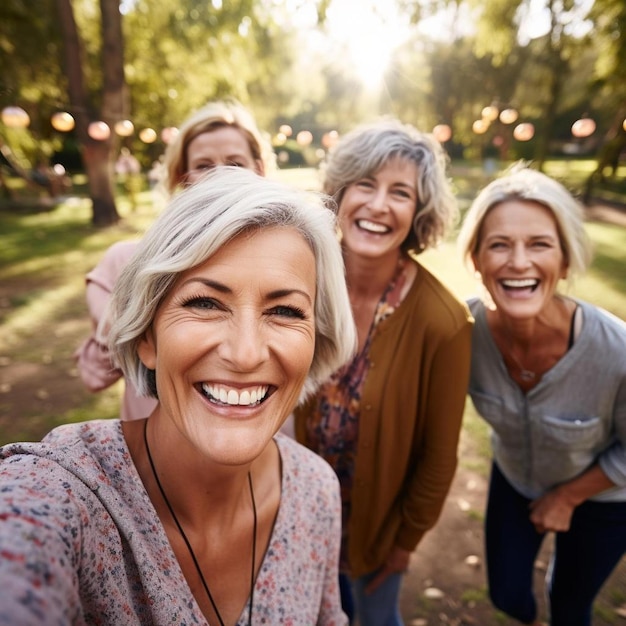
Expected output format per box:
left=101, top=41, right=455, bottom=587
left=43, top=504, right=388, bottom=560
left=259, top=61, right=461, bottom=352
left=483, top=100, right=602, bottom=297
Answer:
left=187, top=126, right=254, bottom=159
left=372, top=155, right=418, bottom=180
left=173, top=226, right=316, bottom=290
left=482, top=199, right=558, bottom=233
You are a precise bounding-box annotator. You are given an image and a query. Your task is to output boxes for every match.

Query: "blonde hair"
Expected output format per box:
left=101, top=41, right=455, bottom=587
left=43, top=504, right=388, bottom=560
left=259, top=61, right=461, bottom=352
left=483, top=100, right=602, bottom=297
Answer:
left=162, top=100, right=275, bottom=194
left=321, top=117, right=458, bottom=253
left=458, top=163, right=592, bottom=284
left=109, top=167, right=357, bottom=403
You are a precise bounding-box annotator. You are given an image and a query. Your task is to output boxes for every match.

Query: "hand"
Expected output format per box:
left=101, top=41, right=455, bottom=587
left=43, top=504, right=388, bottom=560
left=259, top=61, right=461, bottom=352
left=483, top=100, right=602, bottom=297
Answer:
left=364, top=545, right=411, bottom=595
left=529, top=488, right=576, bottom=533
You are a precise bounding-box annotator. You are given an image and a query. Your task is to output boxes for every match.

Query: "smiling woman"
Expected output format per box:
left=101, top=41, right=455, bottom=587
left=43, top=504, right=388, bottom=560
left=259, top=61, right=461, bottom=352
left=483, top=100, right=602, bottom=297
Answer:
left=458, top=165, right=626, bottom=626
left=0, top=167, right=357, bottom=626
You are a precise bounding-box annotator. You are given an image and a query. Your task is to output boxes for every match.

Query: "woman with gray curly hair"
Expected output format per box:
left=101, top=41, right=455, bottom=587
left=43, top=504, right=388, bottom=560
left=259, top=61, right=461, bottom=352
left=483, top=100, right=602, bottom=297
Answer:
left=0, top=168, right=356, bottom=626
left=294, top=118, right=474, bottom=625
left=458, top=165, right=626, bottom=626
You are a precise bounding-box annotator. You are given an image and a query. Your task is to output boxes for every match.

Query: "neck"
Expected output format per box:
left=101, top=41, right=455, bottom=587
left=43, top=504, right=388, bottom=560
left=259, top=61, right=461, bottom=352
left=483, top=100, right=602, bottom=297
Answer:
left=489, top=295, right=573, bottom=351
left=123, top=417, right=253, bottom=528
left=344, top=249, right=403, bottom=299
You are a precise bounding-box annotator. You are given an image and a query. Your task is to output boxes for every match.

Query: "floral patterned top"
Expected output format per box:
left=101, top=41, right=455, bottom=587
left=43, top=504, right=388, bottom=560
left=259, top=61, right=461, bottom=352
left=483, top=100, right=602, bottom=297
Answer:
left=0, top=420, right=347, bottom=625
left=306, top=258, right=408, bottom=571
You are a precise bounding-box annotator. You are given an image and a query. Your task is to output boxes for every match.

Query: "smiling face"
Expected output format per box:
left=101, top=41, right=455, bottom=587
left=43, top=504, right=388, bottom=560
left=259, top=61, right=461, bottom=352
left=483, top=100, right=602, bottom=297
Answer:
left=337, top=157, right=418, bottom=261
left=472, top=199, right=568, bottom=321
left=138, top=226, right=316, bottom=466
left=184, top=126, right=263, bottom=187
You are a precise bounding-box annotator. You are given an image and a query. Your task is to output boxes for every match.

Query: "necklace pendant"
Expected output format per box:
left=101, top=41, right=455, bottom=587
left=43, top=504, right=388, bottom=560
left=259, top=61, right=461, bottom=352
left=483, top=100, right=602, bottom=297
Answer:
left=520, top=368, right=535, bottom=381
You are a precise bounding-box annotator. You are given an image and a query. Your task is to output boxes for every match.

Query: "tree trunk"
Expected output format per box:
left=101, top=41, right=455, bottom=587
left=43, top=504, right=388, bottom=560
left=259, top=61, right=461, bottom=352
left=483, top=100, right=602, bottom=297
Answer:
left=533, top=0, right=567, bottom=171
left=54, top=0, right=120, bottom=226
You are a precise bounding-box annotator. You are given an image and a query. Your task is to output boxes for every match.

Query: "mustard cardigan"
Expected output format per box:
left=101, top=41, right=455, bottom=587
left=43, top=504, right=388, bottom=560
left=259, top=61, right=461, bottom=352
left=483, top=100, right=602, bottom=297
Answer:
left=295, top=259, right=474, bottom=577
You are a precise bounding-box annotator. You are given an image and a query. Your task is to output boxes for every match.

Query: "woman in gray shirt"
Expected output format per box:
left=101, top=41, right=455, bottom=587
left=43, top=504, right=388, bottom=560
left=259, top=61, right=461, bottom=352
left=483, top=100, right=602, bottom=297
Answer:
left=458, top=165, right=626, bottom=626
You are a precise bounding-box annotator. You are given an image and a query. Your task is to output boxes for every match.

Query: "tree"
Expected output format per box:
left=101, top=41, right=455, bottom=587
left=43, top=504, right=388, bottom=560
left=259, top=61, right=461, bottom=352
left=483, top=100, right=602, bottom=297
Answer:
left=55, top=0, right=126, bottom=226
left=583, top=0, right=626, bottom=200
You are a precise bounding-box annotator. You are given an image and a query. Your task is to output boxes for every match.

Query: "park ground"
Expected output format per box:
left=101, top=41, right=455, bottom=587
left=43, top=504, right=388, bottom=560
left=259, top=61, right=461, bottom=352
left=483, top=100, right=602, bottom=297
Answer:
left=0, top=168, right=625, bottom=625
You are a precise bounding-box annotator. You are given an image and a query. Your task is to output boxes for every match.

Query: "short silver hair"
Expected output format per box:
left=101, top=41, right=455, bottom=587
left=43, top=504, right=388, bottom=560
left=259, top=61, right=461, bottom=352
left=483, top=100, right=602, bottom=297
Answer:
left=457, top=164, right=592, bottom=283
left=321, top=117, right=458, bottom=253
left=108, top=167, right=357, bottom=403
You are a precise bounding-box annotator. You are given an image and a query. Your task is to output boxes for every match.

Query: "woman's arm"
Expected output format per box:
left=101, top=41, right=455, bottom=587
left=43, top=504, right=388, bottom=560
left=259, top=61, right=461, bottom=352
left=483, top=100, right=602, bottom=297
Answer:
left=394, top=321, right=473, bottom=554
left=0, top=460, right=83, bottom=624
left=529, top=464, right=616, bottom=533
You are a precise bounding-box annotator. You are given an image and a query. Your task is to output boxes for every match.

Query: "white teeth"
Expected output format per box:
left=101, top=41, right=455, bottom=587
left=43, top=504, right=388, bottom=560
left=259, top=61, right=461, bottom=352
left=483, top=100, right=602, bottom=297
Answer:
left=202, top=384, right=268, bottom=406
left=357, top=219, right=388, bottom=233
left=502, top=279, right=538, bottom=288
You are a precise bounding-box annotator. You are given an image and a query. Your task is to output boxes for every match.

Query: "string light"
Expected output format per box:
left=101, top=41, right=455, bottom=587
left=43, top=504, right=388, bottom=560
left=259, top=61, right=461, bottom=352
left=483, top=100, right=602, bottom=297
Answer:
left=161, top=126, right=179, bottom=144
left=472, top=119, right=489, bottom=135
left=513, top=123, right=535, bottom=141
left=51, top=111, right=75, bottom=132
left=1, top=106, right=30, bottom=128
left=114, top=119, right=134, bottom=137
left=499, top=108, right=519, bottom=124
left=571, top=117, right=596, bottom=138
left=481, top=105, right=499, bottom=122
left=139, top=128, right=157, bottom=143
left=321, top=130, right=339, bottom=148
left=88, top=121, right=111, bottom=141
left=296, top=130, right=313, bottom=146
left=432, top=124, right=452, bottom=143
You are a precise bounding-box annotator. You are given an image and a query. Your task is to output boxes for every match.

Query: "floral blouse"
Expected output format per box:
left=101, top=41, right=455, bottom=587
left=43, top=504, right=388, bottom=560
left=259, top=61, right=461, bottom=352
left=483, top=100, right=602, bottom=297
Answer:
left=0, top=421, right=347, bottom=625
left=306, top=258, right=409, bottom=571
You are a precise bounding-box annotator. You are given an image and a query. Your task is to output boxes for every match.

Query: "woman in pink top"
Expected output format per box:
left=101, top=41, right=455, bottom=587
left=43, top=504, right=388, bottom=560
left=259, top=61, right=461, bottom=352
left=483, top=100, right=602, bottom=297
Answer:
left=75, top=100, right=274, bottom=420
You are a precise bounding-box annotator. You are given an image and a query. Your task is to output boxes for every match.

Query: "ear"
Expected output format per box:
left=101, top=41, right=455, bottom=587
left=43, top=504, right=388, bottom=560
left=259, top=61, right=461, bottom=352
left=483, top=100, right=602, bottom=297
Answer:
left=255, top=160, right=265, bottom=177
left=471, top=252, right=481, bottom=275
left=137, top=327, right=157, bottom=370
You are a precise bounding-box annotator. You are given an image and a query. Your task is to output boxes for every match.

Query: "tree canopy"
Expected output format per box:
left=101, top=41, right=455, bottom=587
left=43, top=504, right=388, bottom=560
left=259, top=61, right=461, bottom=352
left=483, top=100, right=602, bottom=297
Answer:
left=0, top=0, right=623, bottom=222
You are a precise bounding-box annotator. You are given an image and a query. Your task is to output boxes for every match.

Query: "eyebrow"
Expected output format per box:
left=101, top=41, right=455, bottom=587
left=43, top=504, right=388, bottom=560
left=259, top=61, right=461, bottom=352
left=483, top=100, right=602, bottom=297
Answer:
left=185, top=278, right=314, bottom=304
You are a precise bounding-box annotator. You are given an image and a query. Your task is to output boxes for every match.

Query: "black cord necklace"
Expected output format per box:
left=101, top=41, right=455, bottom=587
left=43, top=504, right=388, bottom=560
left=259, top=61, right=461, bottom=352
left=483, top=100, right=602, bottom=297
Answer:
left=143, top=420, right=257, bottom=626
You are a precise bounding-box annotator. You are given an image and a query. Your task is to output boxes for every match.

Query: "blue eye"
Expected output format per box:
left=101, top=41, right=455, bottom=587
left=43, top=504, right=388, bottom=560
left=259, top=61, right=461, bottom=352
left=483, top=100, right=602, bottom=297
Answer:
left=269, top=305, right=306, bottom=319
left=183, top=296, right=220, bottom=310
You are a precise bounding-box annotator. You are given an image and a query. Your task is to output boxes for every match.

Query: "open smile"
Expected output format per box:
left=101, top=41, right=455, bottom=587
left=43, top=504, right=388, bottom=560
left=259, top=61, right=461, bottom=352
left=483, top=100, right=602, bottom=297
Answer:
left=356, top=219, right=390, bottom=234
left=500, top=278, right=539, bottom=293
left=199, top=383, right=272, bottom=407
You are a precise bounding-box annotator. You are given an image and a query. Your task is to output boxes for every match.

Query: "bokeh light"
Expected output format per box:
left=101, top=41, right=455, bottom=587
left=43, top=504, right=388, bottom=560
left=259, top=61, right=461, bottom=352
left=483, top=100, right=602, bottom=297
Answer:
left=481, top=105, right=499, bottom=122
left=571, top=118, right=596, bottom=138
left=432, top=124, right=452, bottom=143
left=161, top=126, right=179, bottom=144
left=88, top=121, right=111, bottom=141
left=472, top=119, right=489, bottom=135
left=114, top=119, right=135, bottom=137
left=51, top=112, right=75, bottom=132
left=513, top=123, right=535, bottom=141
left=1, top=106, right=30, bottom=128
left=296, top=130, right=313, bottom=146
left=499, top=108, right=519, bottom=124
left=139, top=128, right=157, bottom=143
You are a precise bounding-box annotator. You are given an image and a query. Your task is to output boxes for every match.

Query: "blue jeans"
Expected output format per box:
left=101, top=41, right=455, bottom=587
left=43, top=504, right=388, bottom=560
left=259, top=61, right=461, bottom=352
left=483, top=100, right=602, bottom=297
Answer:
left=340, top=570, right=404, bottom=626
left=486, top=462, right=626, bottom=626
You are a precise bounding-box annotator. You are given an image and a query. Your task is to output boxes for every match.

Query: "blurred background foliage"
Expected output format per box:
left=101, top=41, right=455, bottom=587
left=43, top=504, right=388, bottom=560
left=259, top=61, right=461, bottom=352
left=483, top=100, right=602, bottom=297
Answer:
left=0, top=0, right=625, bottom=223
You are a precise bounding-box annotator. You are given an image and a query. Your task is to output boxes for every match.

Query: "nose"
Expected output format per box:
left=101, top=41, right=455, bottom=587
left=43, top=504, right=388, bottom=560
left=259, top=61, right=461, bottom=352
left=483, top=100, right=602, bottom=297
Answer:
left=367, top=187, right=389, bottom=213
left=217, top=313, right=269, bottom=371
left=508, top=242, right=531, bottom=269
